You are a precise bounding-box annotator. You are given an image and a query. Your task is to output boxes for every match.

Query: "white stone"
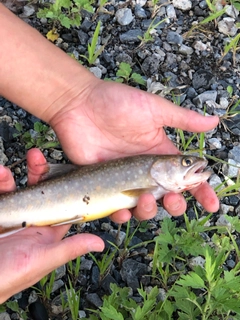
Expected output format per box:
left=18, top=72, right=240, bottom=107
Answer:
left=218, top=17, right=238, bottom=36
left=172, top=0, right=192, bottom=11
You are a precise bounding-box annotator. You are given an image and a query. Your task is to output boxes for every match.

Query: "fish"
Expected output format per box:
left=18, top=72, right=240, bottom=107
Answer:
left=0, top=154, right=211, bottom=237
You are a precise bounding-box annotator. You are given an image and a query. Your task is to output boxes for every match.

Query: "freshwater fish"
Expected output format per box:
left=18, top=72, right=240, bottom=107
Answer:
left=0, top=154, right=211, bottom=237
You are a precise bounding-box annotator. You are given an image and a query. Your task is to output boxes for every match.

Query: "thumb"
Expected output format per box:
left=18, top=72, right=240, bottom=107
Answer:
left=44, top=234, right=104, bottom=269
left=149, top=94, right=219, bottom=133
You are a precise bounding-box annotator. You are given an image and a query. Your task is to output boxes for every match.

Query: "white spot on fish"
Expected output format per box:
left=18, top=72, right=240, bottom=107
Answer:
left=139, top=169, right=143, bottom=175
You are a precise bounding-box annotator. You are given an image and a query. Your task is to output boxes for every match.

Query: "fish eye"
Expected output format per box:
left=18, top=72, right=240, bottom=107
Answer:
left=182, top=157, right=193, bottom=167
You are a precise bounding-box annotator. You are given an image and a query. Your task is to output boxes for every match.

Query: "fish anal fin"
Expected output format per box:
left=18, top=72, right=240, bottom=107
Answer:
left=121, top=187, right=157, bottom=197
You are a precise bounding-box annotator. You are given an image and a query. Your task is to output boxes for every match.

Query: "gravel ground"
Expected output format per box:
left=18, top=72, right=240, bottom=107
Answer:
left=0, top=0, right=240, bottom=319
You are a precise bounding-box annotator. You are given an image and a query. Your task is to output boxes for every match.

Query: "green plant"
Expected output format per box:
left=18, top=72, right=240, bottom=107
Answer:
left=222, top=28, right=240, bottom=66
left=37, top=0, right=94, bottom=29
left=89, top=247, right=117, bottom=281
left=67, top=256, right=81, bottom=286
left=14, top=121, right=59, bottom=149
left=80, top=21, right=105, bottom=65
left=33, top=270, right=56, bottom=301
left=231, top=0, right=240, bottom=10
left=2, top=301, right=28, bottom=320
left=86, top=283, right=173, bottom=320
left=138, top=18, right=165, bottom=47
left=65, top=278, right=81, bottom=320
left=115, top=62, right=146, bottom=86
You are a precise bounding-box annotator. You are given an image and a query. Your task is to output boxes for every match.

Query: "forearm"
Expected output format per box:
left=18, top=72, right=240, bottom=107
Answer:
left=0, top=4, right=95, bottom=122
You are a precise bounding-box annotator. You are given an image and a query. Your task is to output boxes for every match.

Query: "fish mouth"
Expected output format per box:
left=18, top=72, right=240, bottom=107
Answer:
left=185, top=159, right=211, bottom=184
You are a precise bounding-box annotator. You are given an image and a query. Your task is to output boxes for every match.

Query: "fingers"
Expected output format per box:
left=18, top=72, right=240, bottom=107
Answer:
left=149, top=94, right=219, bottom=133
left=43, top=234, right=104, bottom=271
left=26, top=148, right=48, bottom=185
left=190, top=182, right=219, bottom=212
left=163, top=193, right=187, bottom=216
left=0, top=165, right=16, bottom=193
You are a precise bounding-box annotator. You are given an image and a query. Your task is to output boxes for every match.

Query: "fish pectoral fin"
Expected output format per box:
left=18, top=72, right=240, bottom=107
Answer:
left=51, top=216, right=84, bottom=227
left=40, top=163, right=79, bottom=182
left=121, top=187, right=157, bottom=197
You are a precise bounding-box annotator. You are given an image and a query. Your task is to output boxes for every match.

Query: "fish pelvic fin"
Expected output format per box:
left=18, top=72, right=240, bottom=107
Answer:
left=51, top=216, right=84, bottom=226
left=121, top=187, right=157, bottom=197
left=0, top=225, right=26, bottom=238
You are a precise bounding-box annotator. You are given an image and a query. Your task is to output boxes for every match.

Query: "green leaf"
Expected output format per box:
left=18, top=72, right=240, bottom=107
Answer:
left=131, top=73, right=146, bottom=85
left=177, top=272, right=205, bottom=289
left=59, top=15, right=72, bottom=28
left=100, top=305, right=124, bottom=320
left=200, top=8, right=226, bottom=25
left=117, top=62, right=132, bottom=79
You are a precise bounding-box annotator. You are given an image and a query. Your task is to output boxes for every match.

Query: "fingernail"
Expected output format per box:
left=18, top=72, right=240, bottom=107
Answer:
left=143, top=201, right=155, bottom=213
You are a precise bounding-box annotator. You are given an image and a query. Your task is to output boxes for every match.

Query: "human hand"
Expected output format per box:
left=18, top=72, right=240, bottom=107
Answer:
left=0, top=149, right=104, bottom=303
left=49, top=79, right=219, bottom=216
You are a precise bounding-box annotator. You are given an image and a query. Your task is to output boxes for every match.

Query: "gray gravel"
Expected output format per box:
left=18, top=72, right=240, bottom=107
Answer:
left=0, top=0, right=240, bottom=319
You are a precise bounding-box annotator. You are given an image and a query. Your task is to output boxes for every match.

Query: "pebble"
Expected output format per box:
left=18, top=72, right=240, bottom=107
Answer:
left=0, top=313, right=11, bottom=320
left=220, top=204, right=234, bottom=215
left=208, top=138, right=222, bottom=149
left=51, top=279, right=64, bottom=293
left=216, top=215, right=233, bottom=230
left=179, top=44, right=193, bottom=55
left=218, top=17, right=238, bottom=36
left=109, top=229, right=126, bottom=246
left=80, top=258, right=94, bottom=271
left=192, top=69, right=215, bottom=90
left=119, top=29, right=143, bottom=43
left=89, top=66, right=102, bottom=78
left=193, top=90, right=217, bottom=108
left=229, top=146, right=240, bottom=162
left=115, top=8, right=134, bottom=26
left=189, top=256, right=205, bottom=269
left=166, top=31, right=183, bottom=46
left=172, top=0, right=192, bottom=11
left=86, top=293, right=102, bottom=308
left=155, top=207, right=171, bottom=221
left=50, top=149, right=63, bottom=160
left=166, top=4, right=177, bottom=20
left=225, top=5, right=239, bottom=19
left=134, top=5, right=147, bottom=19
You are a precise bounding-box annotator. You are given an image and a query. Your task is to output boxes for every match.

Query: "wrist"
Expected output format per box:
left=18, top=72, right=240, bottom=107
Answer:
left=0, top=4, right=97, bottom=123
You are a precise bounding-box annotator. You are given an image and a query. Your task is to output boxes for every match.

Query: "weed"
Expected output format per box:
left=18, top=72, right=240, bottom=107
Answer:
left=138, top=18, right=166, bottom=48
left=67, top=256, right=81, bottom=286
left=37, top=0, right=94, bottom=29
left=115, top=62, right=146, bottom=86
left=14, top=121, right=59, bottom=149
left=89, top=247, right=117, bottom=281
left=65, top=278, right=81, bottom=320
left=33, top=270, right=56, bottom=301
left=80, top=21, right=105, bottom=65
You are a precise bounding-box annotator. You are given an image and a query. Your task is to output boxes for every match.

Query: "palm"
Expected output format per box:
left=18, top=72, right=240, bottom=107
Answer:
left=51, top=81, right=179, bottom=164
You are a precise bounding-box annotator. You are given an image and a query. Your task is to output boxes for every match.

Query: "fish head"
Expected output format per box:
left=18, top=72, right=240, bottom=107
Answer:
left=150, top=155, right=211, bottom=193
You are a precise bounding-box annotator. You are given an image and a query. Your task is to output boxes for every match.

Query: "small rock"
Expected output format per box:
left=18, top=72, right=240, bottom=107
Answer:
left=193, top=90, right=217, bottom=108
left=120, top=29, right=143, bottom=43
left=208, top=138, right=222, bottom=149
left=89, top=66, right=102, bottom=78
left=155, top=207, right=171, bottom=221
left=79, top=310, right=87, bottom=319
left=166, top=31, right=183, bottom=45
left=166, top=4, right=176, bottom=19
left=216, top=215, right=233, bottom=230
left=134, top=4, right=147, bottom=19
left=19, top=4, right=35, bottom=17
left=51, top=279, right=64, bottom=293
left=86, top=293, right=102, bottom=308
left=50, top=149, right=63, bottom=160
left=192, top=69, right=215, bottom=90
left=225, top=5, right=239, bottom=19
left=219, top=97, right=229, bottom=109
left=116, top=8, right=134, bottom=26
left=223, top=158, right=240, bottom=178
left=172, top=0, right=192, bottom=11
left=80, top=258, right=93, bottom=271
left=136, top=0, right=147, bottom=6
left=55, top=264, right=66, bottom=280
left=109, top=229, right=126, bottom=246
left=218, top=17, right=238, bottom=36
left=0, top=137, right=8, bottom=165
left=0, top=313, right=11, bottom=320
left=227, top=259, right=236, bottom=268
left=189, top=256, right=205, bottom=269
left=229, top=146, right=240, bottom=162
left=179, top=44, right=193, bottom=55
left=193, top=40, right=207, bottom=51
left=142, top=53, right=162, bottom=75
left=209, top=174, right=223, bottom=190
left=220, top=204, right=234, bottom=215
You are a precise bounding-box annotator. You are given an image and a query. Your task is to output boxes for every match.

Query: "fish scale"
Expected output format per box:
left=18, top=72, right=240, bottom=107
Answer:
left=0, top=154, right=211, bottom=237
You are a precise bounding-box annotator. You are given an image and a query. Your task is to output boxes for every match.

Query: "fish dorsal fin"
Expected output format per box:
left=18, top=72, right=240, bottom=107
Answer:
left=40, top=163, right=80, bottom=181
left=121, top=187, right=157, bottom=197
